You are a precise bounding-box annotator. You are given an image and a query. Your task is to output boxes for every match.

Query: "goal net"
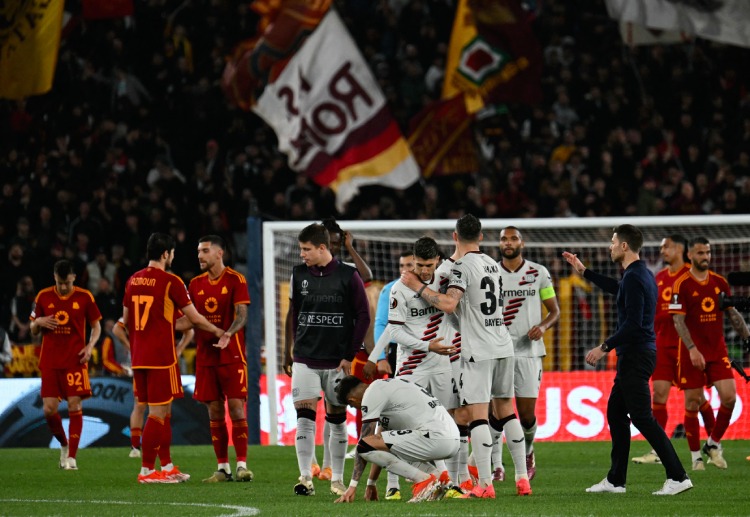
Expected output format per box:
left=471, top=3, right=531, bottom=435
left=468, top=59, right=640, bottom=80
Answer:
left=262, top=215, right=750, bottom=444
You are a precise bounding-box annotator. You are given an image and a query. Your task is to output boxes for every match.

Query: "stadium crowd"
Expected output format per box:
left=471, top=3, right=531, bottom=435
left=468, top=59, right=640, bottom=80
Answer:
left=1, top=0, right=750, bottom=366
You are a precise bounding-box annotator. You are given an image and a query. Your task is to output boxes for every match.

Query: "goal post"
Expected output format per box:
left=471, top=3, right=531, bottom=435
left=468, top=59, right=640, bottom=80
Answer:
left=260, top=215, right=750, bottom=445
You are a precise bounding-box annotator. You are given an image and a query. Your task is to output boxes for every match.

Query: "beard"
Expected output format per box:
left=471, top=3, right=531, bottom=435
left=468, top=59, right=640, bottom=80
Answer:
left=502, top=247, right=522, bottom=259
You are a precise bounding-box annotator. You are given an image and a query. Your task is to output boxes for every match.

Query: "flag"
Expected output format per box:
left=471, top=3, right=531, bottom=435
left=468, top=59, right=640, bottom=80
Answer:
left=442, top=0, right=543, bottom=113
left=0, top=0, right=64, bottom=100
left=408, top=95, right=479, bottom=178
left=619, top=22, right=691, bottom=47
left=82, top=0, right=133, bottom=20
left=230, top=4, right=420, bottom=212
left=605, top=0, right=750, bottom=49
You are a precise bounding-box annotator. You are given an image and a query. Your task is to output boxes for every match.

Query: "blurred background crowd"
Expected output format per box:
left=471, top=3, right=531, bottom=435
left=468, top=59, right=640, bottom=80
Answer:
left=1, top=0, right=750, bottom=369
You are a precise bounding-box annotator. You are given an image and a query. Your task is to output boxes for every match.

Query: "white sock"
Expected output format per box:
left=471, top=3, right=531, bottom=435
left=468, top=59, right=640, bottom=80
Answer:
left=328, top=420, right=348, bottom=481
left=386, top=470, right=400, bottom=490
left=162, top=462, right=173, bottom=471
left=523, top=420, right=537, bottom=455
left=236, top=461, right=247, bottom=470
left=691, top=450, right=702, bottom=462
left=218, top=462, right=230, bottom=473
left=458, top=435, right=470, bottom=482
left=503, top=417, right=528, bottom=480
left=322, top=420, right=331, bottom=468
left=707, top=436, right=720, bottom=447
left=140, top=467, right=153, bottom=475
left=469, top=422, right=493, bottom=487
left=491, top=430, right=504, bottom=469
left=295, top=417, right=316, bottom=478
left=360, top=450, right=431, bottom=482
left=445, top=448, right=460, bottom=484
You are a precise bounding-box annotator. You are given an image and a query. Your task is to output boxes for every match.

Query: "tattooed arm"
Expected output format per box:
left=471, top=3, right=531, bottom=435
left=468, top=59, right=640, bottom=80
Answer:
left=335, top=420, right=377, bottom=503
left=673, top=314, right=705, bottom=370
left=726, top=307, right=750, bottom=339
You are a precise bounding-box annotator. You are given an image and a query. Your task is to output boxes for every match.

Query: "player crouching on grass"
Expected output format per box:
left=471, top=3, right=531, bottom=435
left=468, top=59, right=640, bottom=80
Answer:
left=333, top=375, right=460, bottom=503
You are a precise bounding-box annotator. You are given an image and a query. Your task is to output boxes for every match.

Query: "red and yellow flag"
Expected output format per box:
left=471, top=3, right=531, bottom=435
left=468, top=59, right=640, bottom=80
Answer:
left=0, top=0, right=64, bottom=99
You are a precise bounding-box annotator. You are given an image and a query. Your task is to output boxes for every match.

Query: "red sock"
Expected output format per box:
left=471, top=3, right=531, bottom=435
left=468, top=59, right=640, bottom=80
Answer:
left=710, top=404, right=733, bottom=443
left=232, top=418, right=249, bottom=463
left=210, top=419, right=229, bottom=464
left=158, top=414, right=172, bottom=467
left=45, top=412, right=68, bottom=446
left=68, top=409, right=83, bottom=459
left=684, top=410, right=700, bottom=452
left=652, top=402, right=668, bottom=430
left=355, top=409, right=362, bottom=437
left=699, top=400, right=716, bottom=438
left=141, top=415, right=165, bottom=470
left=131, top=427, right=142, bottom=449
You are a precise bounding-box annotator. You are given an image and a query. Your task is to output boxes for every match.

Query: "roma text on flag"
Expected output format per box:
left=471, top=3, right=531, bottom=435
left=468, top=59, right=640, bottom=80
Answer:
left=0, top=0, right=64, bottom=99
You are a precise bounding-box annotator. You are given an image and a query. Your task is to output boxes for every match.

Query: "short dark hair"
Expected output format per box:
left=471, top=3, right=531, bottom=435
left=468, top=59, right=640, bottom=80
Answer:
left=455, top=214, right=482, bottom=242
left=336, top=375, right=363, bottom=406
left=298, top=223, right=330, bottom=248
left=54, top=260, right=74, bottom=278
left=198, top=234, right=225, bottom=250
left=321, top=217, right=343, bottom=237
left=501, top=225, right=523, bottom=240
left=689, top=236, right=710, bottom=248
left=399, top=250, right=414, bottom=258
left=413, top=236, right=441, bottom=260
left=146, top=232, right=176, bottom=261
left=666, top=233, right=689, bottom=262
left=613, top=224, right=643, bottom=253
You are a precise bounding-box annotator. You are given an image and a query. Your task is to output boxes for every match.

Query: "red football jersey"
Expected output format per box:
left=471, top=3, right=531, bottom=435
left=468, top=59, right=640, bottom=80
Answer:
left=669, top=270, right=731, bottom=361
left=654, top=264, right=690, bottom=349
left=124, top=266, right=192, bottom=368
left=32, top=286, right=102, bottom=370
left=189, top=267, right=250, bottom=366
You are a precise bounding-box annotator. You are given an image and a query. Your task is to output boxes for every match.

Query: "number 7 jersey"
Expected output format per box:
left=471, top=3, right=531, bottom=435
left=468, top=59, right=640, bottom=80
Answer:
left=124, top=266, right=193, bottom=368
left=449, top=251, right=513, bottom=361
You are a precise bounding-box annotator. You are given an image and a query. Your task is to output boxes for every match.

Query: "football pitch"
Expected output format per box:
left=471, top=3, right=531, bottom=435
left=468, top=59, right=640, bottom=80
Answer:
left=1, top=441, right=748, bottom=516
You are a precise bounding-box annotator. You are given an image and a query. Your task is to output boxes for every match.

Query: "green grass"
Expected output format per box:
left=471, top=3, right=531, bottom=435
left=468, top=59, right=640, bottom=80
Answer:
left=0, top=441, right=748, bottom=516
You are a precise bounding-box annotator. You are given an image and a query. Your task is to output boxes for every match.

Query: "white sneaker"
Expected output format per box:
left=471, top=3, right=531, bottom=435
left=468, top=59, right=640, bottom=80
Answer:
left=59, top=445, right=69, bottom=469
left=632, top=450, right=661, bottom=464
left=129, top=447, right=141, bottom=458
left=64, top=457, right=78, bottom=470
left=653, top=477, right=693, bottom=496
left=586, top=478, right=625, bottom=493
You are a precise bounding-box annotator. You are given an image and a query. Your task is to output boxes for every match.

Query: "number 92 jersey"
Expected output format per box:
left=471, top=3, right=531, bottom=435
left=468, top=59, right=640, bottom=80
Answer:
left=449, top=251, right=513, bottom=361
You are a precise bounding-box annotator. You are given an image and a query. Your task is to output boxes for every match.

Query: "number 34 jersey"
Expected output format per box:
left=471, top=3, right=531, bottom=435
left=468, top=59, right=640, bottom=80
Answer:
left=449, top=251, right=513, bottom=361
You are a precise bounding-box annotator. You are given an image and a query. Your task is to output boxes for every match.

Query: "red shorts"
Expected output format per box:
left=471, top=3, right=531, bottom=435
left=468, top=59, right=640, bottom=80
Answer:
left=41, top=365, right=92, bottom=400
left=133, top=364, right=182, bottom=405
left=351, top=350, right=387, bottom=385
left=652, top=344, right=679, bottom=384
left=194, top=363, right=248, bottom=402
left=678, top=354, right=734, bottom=390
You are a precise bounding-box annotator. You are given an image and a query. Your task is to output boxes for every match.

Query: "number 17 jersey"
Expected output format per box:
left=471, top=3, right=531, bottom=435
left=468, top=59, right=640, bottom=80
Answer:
left=449, top=251, right=513, bottom=361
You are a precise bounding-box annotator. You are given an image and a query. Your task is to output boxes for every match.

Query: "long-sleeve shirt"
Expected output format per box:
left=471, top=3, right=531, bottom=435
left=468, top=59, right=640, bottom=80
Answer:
left=583, top=259, right=656, bottom=355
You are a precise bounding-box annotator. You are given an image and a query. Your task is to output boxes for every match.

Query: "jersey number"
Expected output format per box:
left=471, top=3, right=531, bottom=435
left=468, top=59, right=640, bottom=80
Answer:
left=480, top=276, right=503, bottom=316
left=131, top=295, right=154, bottom=330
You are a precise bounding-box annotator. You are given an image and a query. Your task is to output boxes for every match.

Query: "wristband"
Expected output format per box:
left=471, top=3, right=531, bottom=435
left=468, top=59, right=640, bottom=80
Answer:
left=349, top=480, right=359, bottom=488
left=417, top=284, right=427, bottom=298
left=686, top=343, right=696, bottom=350
left=366, top=479, right=377, bottom=487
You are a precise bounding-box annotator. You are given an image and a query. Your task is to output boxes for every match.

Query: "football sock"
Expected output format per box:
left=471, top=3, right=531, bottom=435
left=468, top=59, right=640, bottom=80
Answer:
left=684, top=410, right=700, bottom=452
left=46, top=411, right=68, bottom=446
left=469, top=419, right=492, bottom=487
left=500, top=414, right=528, bottom=481
left=359, top=450, right=430, bottom=483
left=523, top=418, right=537, bottom=455
left=295, top=409, right=316, bottom=478
left=700, top=400, right=716, bottom=437
left=68, top=409, right=83, bottom=459
left=158, top=414, right=172, bottom=467
left=141, top=414, right=165, bottom=471
left=232, top=418, right=249, bottom=463
left=130, top=427, right=142, bottom=450
left=386, top=470, right=400, bottom=490
left=321, top=420, right=331, bottom=468
left=458, top=425, right=470, bottom=483
left=327, top=414, right=348, bottom=481
left=210, top=419, right=229, bottom=464
left=710, top=404, right=733, bottom=443
left=652, top=403, right=668, bottom=430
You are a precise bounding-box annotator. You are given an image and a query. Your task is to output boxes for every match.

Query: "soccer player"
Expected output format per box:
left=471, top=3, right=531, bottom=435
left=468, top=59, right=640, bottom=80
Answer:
left=670, top=236, right=750, bottom=469
left=283, top=223, right=370, bottom=497
left=30, top=259, right=102, bottom=470
left=631, top=235, right=715, bottom=468
left=498, top=226, right=560, bottom=481
left=400, top=214, right=531, bottom=498
left=563, top=224, right=692, bottom=496
left=123, top=232, right=229, bottom=484
left=333, top=376, right=460, bottom=503
left=188, top=235, right=253, bottom=483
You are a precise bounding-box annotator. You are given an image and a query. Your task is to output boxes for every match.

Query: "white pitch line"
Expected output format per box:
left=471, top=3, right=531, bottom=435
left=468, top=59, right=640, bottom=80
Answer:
left=0, top=499, right=260, bottom=516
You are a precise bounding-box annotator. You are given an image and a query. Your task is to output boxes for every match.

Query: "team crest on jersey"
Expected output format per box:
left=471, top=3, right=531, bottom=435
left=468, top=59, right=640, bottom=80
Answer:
left=361, top=405, right=368, bottom=414
left=221, top=286, right=228, bottom=294
left=390, top=297, right=398, bottom=309
left=452, top=269, right=462, bottom=278
left=72, top=302, right=80, bottom=309
left=523, top=273, right=536, bottom=283
left=300, top=280, right=309, bottom=296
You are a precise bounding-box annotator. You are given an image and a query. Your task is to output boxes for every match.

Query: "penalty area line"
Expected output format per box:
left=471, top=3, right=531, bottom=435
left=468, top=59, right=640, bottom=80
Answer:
left=0, top=498, right=260, bottom=516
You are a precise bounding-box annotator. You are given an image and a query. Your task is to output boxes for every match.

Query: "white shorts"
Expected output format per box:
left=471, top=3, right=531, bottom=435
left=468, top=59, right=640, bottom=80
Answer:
left=459, top=357, right=514, bottom=405
left=382, top=419, right=459, bottom=463
left=514, top=356, right=543, bottom=398
left=291, top=362, right=345, bottom=407
left=401, top=369, right=458, bottom=411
